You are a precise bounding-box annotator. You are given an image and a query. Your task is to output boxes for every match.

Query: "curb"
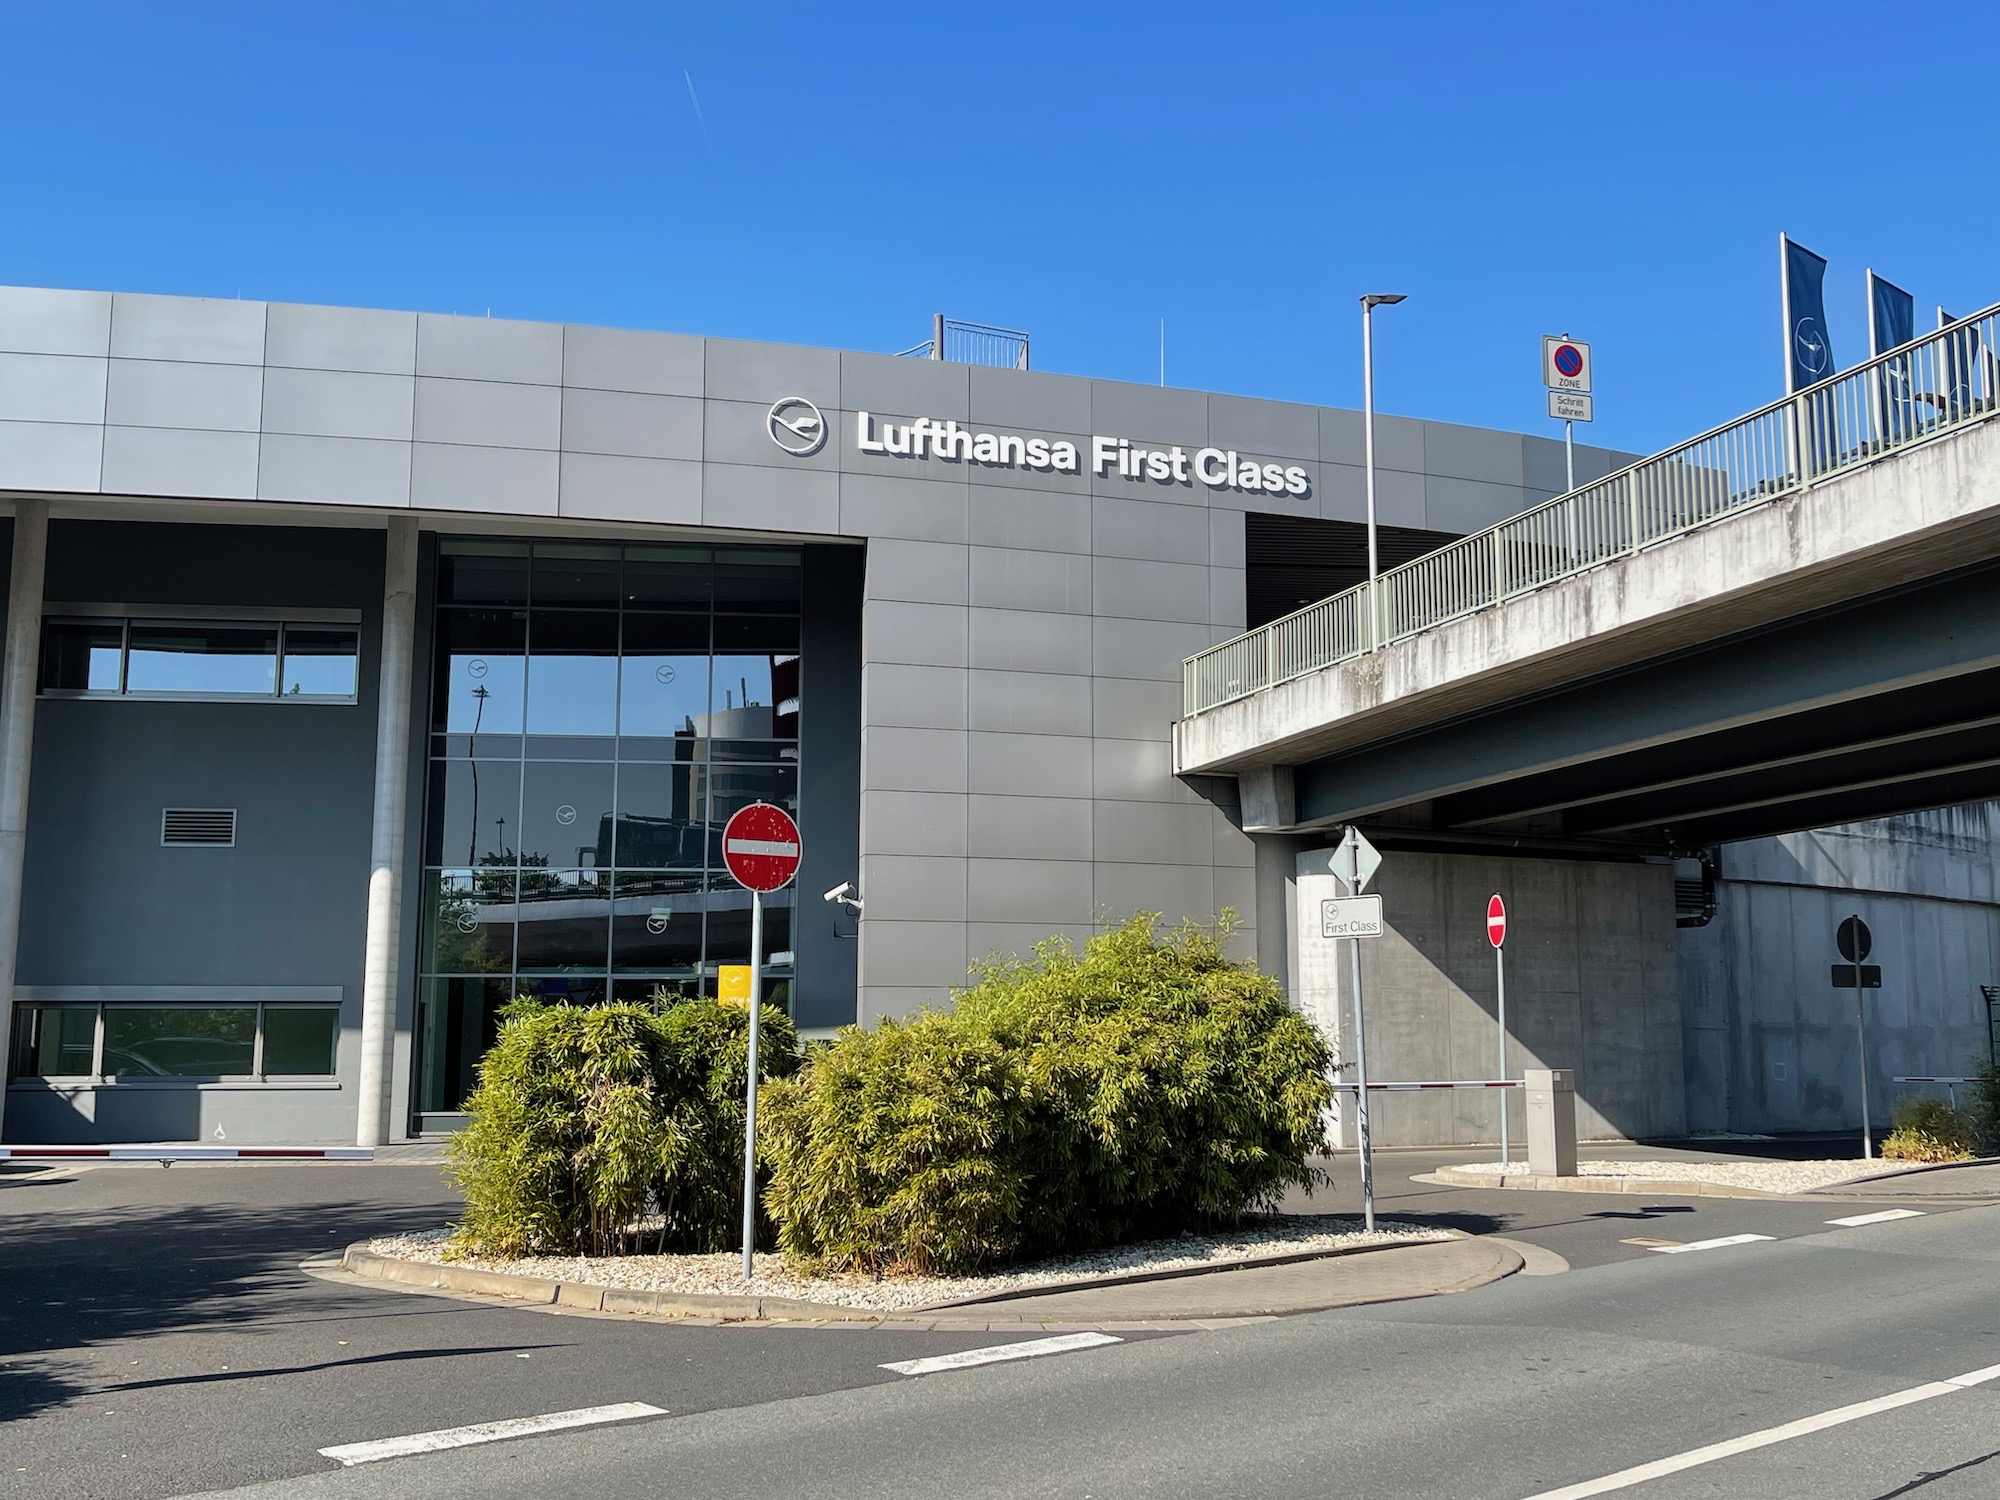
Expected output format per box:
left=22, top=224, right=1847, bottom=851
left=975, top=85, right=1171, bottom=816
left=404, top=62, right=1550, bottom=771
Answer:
left=337, top=1233, right=1520, bottom=1326
left=1429, top=1167, right=1812, bottom=1199
left=1427, top=1164, right=1948, bottom=1199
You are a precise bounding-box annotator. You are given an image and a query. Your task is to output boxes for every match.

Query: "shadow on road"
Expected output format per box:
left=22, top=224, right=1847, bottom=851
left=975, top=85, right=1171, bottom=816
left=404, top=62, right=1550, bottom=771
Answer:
left=0, top=1166, right=459, bottom=1424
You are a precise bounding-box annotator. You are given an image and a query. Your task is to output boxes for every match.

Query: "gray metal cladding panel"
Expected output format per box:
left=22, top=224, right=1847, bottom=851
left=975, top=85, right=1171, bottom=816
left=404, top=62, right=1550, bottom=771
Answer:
left=561, top=323, right=704, bottom=397
left=0, top=352, right=107, bottom=426
left=0, top=286, right=113, bottom=357
left=265, top=302, right=418, bottom=375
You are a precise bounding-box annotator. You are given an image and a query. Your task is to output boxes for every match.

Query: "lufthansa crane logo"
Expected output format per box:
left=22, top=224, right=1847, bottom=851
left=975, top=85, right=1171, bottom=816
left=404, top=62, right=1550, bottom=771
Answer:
left=1794, top=318, right=1831, bottom=377
left=767, top=397, right=827, bottom=456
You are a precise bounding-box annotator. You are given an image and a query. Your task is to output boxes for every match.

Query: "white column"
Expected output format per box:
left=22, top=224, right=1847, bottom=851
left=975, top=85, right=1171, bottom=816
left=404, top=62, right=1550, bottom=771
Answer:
left=356, top=518, right=419, bottom=1147
left=0, top=500, right=46, bottom=1140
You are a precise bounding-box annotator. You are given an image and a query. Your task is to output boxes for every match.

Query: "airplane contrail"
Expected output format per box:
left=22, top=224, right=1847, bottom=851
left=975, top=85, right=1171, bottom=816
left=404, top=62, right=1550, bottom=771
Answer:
left=684, top=69, right=712, bottom=153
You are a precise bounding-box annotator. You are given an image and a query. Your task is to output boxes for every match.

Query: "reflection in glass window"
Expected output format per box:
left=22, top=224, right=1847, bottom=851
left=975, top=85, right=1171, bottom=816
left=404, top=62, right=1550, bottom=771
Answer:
left=280, top=628, right=360, bottom=697
left=424, top=760, right=523, bottom=868
left=262, top=1007, right=339, bottom=1075
left=423, top=869, right=517, bottom=974
left=612, top=761, right=702, bottom=869
left=126, top=624, right=278, bottom=696
left=618, top=612, right=709, bottom=741
left=104, top=1007, right=257, bottom=1077
left=10, top=1005, right=96, bottom=1077
left=525, top=611, right=618, bottom=737
left=611, top=869, right=704, bottom=972
left=514, top=869, right=611, bottom=972
left=434, top=609, right=526, bottom=737
left=40, top=620, right=124, bottom=692
left=418, top=540, right=807, bottom=1064
left=518, top=760, right=614, bottom=868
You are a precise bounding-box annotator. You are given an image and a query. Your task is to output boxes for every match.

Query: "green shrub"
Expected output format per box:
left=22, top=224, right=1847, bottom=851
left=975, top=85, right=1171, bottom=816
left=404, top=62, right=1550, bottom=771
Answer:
left=759, top=913, right=1333, bottom=1275
left=447, top=995, right=798, bottom=1257
left=1970, top=1059, right=2000, bottom=1153
left=1882, top=1094, right=1982, bottom=1163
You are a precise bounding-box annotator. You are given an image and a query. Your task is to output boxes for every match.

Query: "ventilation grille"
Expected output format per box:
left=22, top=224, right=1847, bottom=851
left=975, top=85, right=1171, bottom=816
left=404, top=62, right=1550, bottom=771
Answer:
left=162, top=808, right=236, bottom=847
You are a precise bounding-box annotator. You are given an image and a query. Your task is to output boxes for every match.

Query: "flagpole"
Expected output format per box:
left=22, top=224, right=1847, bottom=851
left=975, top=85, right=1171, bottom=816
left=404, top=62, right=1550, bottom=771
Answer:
left=1780, top=232, right=1796, bottom=397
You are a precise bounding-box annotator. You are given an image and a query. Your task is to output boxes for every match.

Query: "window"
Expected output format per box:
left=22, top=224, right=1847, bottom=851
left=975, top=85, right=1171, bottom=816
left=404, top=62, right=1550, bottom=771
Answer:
left=416, top=539, right=804, bottom=1116
left=7, top=1003, right=340, bottom=1081
left=39, top=617, right=359, bottom=702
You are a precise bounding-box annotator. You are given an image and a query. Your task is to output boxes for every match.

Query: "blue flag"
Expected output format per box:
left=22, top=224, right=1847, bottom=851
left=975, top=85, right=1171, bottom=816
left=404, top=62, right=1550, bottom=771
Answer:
left=1783, top=237, right=1835, bottom=393
left=1870, top=272, right=1916, bottom=442
left=1869, top=273, right=1913, bottom=356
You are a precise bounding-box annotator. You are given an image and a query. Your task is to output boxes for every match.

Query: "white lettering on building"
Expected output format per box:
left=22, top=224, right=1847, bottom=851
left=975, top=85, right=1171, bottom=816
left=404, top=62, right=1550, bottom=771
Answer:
left=856, top=412, right=1308, bottom=497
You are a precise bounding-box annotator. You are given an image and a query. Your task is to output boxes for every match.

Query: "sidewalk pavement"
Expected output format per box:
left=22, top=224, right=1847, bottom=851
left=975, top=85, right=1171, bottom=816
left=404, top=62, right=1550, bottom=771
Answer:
left=1826, top=1160, right=2000, bottom=1198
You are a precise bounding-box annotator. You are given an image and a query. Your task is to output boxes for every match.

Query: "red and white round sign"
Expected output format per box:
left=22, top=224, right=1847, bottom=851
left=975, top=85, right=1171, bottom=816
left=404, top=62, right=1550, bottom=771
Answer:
left=721, top=803, right=801, bottom=893
left=1487, top=894, right=1507, bottom=948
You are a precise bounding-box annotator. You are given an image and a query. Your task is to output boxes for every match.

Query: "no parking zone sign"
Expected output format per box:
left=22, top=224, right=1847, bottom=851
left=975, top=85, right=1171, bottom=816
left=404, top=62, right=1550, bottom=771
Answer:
left=1542, top=336, right=1592, bottom=393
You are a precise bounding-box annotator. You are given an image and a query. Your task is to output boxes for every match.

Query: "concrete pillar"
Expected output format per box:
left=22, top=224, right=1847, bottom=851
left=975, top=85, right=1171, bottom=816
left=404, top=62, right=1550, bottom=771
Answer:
left=0, top=500, right=46, bottom=1141
left=1252, top=833, right=1298, bottom=1001
left=1293, top=845, right=1351, bottom=1146
left=355, top=518, right=419, bottom=1147
left=1526, top=1067, right=1578, bottom=1177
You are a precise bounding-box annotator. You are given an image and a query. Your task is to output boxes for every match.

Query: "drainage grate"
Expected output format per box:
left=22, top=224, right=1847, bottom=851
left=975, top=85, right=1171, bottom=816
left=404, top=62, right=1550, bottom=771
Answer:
left=162, top=808, right=236, bottom=847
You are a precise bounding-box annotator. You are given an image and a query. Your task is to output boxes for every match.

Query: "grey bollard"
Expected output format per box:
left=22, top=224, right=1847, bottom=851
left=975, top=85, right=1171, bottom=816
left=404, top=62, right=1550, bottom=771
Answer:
left=1525, top=1067, right=1578, bottom=1178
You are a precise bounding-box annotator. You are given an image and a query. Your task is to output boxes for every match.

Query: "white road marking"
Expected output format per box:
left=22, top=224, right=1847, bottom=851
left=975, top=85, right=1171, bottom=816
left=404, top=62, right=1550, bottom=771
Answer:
left=1647, top=1233, right=1775, bottom=1254
left=881, top=1331, right=1122, bottom=1376
left=318, top=1402, right=666, bottom=1467
left=1826, top=1208, right=1927, bottom=1227
left=1519, top=1363, right=2000, bottom=1498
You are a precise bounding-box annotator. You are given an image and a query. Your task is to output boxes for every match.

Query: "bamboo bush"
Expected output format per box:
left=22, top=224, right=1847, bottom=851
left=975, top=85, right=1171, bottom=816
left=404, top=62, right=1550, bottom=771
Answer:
left=760, top=912, right=1333, bottom=1275
left=447, top=995, right=798, bottom=1257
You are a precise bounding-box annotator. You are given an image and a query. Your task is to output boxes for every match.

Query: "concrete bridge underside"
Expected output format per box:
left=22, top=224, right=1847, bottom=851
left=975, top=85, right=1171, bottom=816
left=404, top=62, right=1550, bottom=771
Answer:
left=1178, top=415, right=2000, bottom=855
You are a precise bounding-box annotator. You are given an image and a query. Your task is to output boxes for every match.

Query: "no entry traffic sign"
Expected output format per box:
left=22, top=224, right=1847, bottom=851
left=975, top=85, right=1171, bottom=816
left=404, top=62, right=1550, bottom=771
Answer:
left=1487, top=894, right=1507, bottom=948
left=722, top=803, right=801, bottom=892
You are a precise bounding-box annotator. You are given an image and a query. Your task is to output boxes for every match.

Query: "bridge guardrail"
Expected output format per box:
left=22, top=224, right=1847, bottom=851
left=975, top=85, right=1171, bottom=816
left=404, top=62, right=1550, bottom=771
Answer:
left=1184, top=302, right=2000, bottom=717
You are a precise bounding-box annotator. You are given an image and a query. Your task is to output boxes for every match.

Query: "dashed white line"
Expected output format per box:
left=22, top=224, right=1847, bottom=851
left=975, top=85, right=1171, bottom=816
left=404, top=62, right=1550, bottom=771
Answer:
left=1648, top=1233, right=1776, bottom=1255
left=881, top=1331, right=1122, bottom=1376
left=1826, top=1208, right=1927, bottom=1227
left=318, top=1402, right=666, bottom=1467
left=1520, top=1361, right=2000, bottom=1498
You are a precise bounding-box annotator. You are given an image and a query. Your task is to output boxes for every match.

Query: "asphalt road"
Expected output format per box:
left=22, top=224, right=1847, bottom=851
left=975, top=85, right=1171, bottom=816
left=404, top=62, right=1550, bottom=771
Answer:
left=2, top=1152, right=1993, bottom=1500
left=215, top=1206, right=2000, bottom=1500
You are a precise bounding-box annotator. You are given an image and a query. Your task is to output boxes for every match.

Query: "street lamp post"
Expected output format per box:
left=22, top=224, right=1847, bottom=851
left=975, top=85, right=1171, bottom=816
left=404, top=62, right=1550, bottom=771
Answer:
left=1360, top=293, right=1406, bottom=648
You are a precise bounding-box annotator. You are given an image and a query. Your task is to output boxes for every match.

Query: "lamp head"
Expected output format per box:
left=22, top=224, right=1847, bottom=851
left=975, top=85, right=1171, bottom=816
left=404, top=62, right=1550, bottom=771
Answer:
left=1361, top=293, right=1408, bottom=309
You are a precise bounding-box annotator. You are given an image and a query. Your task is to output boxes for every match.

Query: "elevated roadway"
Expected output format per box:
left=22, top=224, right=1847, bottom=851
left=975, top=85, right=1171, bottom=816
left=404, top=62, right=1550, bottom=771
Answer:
left=1177, top=308, right=2000, bottom=854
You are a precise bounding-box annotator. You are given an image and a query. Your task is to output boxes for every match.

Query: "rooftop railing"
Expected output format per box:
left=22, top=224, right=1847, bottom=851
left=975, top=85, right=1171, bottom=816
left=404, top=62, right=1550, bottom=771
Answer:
left=1183, top=301, right=2000, bottom=718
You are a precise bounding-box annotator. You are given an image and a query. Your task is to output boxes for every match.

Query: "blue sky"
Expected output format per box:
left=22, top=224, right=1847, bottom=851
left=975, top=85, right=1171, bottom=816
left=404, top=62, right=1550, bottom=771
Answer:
left=4, top=2, right=1997, bottom=457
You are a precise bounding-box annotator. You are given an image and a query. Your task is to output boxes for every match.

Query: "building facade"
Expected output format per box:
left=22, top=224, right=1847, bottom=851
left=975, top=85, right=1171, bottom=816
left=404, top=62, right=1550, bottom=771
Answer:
left=0, top=285, right=1627, bottom=1144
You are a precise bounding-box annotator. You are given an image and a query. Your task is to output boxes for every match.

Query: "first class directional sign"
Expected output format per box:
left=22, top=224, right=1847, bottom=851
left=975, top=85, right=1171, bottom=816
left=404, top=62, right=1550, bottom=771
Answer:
left=721, top=803, right=801, bottom=893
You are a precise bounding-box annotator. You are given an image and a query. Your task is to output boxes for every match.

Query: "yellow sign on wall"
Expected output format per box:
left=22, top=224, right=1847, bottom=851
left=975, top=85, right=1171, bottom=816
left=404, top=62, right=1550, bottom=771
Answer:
left=717, top=965, right=753, bottom=1005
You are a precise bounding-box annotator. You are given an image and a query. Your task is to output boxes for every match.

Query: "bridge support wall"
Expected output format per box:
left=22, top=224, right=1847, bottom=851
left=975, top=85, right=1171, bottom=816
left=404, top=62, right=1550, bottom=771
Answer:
left=1292, top=849, right=1684, bottom=1148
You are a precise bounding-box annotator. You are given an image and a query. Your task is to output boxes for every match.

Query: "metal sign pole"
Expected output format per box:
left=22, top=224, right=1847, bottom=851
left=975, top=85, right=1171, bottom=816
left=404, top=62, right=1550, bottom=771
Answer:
left=1496, top=944, right=1509, bottom=1167
left=740, top=887, right=765, bottom=1279
left=1855, top=987, right=1872, bottom=1161
left=1350, top=930, right=1374, bottom=1233
left=1563, top=419, right=1575, bottom=492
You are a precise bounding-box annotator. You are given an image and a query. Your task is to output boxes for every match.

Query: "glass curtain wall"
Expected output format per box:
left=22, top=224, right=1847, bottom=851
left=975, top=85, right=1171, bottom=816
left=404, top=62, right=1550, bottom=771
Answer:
left=417, top=539, right=802, bottom=1118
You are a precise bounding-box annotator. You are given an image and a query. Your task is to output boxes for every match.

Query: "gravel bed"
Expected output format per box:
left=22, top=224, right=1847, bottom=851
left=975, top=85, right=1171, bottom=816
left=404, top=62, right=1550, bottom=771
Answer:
left=1454, top=1159, right=1890, bottom=1193
left=366, top=1216, right=1452, bottom=1312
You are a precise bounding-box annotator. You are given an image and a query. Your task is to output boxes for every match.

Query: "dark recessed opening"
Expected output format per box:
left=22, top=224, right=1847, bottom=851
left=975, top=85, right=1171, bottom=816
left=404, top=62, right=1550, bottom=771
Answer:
left=1244, top=513, right=1461, bottom=628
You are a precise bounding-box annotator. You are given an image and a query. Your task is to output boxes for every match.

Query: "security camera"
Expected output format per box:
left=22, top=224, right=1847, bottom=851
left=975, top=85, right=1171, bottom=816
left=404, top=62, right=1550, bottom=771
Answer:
left=823, top=881, right=851, bottom=903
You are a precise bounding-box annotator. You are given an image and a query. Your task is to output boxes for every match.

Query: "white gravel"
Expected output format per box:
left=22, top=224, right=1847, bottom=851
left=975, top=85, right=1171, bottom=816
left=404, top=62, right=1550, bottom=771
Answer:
left=1455, top=1158, right=1894, bottom=1194
left=366, top=1216, right=1452, bottom=1313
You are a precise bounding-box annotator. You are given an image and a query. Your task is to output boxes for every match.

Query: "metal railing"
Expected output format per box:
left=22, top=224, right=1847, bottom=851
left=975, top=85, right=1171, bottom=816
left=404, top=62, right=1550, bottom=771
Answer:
left=895, top=315, right=1030, bottom=370
left=1184, top=301, right=2000, bottom=717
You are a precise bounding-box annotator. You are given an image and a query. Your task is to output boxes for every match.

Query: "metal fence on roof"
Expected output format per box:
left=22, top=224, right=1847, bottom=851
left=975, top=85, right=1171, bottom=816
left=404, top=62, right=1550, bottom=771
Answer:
left=1183, top=301, right=2000, bottom=718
